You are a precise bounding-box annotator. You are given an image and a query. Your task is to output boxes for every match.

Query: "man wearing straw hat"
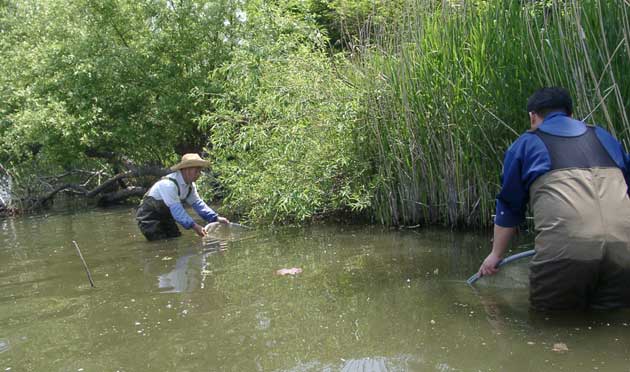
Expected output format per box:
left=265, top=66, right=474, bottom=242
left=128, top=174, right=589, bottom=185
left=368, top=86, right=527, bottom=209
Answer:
left=136, top=153, right=229, bottom=241
left=478, top=87, right=630, bottom=311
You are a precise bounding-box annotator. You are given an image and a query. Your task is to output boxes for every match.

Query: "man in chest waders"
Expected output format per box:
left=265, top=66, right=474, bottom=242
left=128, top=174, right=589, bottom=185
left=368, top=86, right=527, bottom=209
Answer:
left=136, top=153, right=229, bottom=241
left=478, top=87, right=630, bottom=311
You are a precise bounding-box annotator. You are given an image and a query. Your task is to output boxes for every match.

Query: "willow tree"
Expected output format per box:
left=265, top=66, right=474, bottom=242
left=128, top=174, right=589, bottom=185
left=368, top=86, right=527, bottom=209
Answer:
left=0, top=0, right=238, bottom=206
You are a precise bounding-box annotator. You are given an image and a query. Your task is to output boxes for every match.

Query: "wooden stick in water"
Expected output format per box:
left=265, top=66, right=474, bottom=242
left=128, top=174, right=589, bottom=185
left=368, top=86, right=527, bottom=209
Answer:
left=72, top=240, right=95, bottom=288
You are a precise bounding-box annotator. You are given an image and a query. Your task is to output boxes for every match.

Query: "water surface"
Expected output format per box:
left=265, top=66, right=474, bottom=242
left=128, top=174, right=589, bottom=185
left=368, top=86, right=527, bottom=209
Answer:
left=1, top=208, right=629, bottom=371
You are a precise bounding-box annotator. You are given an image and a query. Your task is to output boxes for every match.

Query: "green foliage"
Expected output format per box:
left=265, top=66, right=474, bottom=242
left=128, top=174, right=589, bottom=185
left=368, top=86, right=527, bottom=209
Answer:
left=200, top=1, right=372, bottom=223
left=352, top=0, right=536, bottom=227
left=0, top=0, right=236, bottom=170
left=523, top=0, right=630, bottom=139
left=353, top=0, right=630, bottom=227
left=3, top=0, right=630, bottom=228
left=307, top=0, right=405, bottom=48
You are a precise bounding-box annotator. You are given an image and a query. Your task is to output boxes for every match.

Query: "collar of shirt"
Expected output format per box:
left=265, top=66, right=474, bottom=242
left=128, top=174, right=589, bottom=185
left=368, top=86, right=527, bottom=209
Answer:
left=172, top=170, right=190, bottom=186
left=169, top=171, right=192, bottom=198
left=538, top=112, right=586, bottom=137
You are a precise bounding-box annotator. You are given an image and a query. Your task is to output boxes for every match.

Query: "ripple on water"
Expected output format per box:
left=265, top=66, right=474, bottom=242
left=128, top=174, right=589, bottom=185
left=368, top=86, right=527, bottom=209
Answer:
left=0, top=339, right=9, bottom=353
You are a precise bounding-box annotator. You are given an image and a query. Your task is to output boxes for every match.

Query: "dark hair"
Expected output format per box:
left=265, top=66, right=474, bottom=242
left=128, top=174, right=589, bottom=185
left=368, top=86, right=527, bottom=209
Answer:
left=526, top=87, right=573, bottom=117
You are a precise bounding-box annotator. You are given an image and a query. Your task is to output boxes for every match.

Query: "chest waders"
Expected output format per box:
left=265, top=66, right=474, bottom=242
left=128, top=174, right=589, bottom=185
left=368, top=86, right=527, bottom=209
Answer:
left=528, top=127, right=630, bottom=310
left=135, top=177, right=192, bottom=241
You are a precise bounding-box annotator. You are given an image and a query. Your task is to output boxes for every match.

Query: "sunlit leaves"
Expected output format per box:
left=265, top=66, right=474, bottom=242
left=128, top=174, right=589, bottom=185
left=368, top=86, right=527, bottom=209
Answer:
left=200, top=2, right=372, bottom=223
left=0, top=0, right=237, bottom=169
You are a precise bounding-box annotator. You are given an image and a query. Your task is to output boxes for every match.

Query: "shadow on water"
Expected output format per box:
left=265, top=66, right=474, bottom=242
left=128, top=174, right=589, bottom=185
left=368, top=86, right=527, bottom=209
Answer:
left=1, top=207, right=630, bottom=371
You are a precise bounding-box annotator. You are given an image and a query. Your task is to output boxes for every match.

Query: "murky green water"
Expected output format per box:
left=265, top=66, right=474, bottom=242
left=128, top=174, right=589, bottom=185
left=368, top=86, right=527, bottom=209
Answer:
left=1, top=208, right=629, bottom=371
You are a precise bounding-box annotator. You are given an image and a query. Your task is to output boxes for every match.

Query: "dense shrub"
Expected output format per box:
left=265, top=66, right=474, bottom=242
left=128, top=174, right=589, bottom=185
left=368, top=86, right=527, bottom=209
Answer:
left=200, top=1, right=372, bottom=222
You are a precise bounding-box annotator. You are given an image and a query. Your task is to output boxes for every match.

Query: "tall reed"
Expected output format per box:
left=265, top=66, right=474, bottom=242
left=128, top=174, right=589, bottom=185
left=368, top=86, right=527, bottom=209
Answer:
left=355, top=0, right=630, bottom=228
left=525, top=0, right=630, bottom=138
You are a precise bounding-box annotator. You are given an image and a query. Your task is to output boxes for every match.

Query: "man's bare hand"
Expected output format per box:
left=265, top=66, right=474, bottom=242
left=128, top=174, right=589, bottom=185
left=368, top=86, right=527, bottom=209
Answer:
left=217, top=216, right=230, bottom=224
left=193, top=223, right=206, bottom=237
left=479, top=252, right=502, bottom=277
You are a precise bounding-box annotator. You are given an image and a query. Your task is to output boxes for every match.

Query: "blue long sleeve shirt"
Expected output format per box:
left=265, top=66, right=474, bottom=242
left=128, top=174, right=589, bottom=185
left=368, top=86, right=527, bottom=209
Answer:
left=495, top=112, right=630, bottom=227
left=168, top=201, right=218, bottom=229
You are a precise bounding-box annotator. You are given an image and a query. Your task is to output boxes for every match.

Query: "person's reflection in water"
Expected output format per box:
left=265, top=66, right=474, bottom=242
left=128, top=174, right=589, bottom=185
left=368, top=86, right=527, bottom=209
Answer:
left=157, top=238, right=227, bottom=293
left=158, top=252, right=198, bottom=293
left=473, top=285, right=630, bottom=335
left=470, top=283, right=532, bottom=336
left=340, top=356, right=389, bottom=372
left=471, top=257, right=532, bottom=332
left=471, top=287, right=508, bottom=334
left=199, top=237, right=228, bottom=289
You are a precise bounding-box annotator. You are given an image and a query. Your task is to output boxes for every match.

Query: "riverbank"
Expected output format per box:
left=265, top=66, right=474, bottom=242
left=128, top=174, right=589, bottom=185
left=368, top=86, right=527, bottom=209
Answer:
left=2, top=1, right=629, bottom=228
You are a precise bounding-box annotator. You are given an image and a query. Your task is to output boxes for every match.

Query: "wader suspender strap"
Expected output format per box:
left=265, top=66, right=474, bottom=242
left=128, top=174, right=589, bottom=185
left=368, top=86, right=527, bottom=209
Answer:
left=141, top=177, right=193, bottom=202
left=162, top=177, right=193, bottom=201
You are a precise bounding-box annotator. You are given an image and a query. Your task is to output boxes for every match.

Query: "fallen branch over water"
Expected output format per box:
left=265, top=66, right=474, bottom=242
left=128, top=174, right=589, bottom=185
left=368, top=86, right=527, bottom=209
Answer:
left=33, top=184, right=89, bottom=209
left=96, top=186, right=146, bottom=205
left=29, top=165, right=170, bottom=209
left=86, top=165, right=169, bottom=198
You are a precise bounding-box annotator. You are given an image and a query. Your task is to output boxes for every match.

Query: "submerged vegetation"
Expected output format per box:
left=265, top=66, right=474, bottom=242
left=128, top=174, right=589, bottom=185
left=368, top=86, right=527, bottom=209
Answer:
left=1, top=0, right=630, bottom=226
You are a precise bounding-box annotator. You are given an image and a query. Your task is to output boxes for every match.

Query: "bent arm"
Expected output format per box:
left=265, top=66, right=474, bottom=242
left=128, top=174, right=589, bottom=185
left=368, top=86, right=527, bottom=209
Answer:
left=481, top=137, right=539, bottom=276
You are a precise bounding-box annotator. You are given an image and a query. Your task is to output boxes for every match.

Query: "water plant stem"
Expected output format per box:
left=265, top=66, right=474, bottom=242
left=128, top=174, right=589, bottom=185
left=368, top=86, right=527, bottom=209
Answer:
left=72, top=240, right=95, bottom=288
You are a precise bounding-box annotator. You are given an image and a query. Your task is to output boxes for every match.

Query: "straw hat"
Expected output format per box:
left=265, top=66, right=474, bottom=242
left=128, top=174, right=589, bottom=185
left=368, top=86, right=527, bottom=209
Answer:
left=170, top=153, right=211, bottom=171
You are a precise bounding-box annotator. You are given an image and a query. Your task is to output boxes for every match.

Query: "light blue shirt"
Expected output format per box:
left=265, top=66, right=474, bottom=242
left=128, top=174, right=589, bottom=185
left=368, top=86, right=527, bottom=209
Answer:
left=147, top=171, right=218, bottom=229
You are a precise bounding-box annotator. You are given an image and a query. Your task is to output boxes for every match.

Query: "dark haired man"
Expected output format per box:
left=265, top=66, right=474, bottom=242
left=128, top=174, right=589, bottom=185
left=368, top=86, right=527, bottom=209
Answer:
left=478, top=87, right=630, bottom=311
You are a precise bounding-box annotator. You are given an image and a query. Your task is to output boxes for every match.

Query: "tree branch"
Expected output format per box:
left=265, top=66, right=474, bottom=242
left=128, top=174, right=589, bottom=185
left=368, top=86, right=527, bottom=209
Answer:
left=97, top=186, right=147, bottom=206
left=33, top=183, right=89, bottom=209
left=29, top=165, right=170, bottom=210
left=86, top=166, right=170, bottom=198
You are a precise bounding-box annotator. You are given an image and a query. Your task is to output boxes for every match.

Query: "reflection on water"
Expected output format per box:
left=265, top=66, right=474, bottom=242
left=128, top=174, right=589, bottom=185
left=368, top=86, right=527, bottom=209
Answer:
left=1, top=208, right=630, bottom=371
left=0, top=339, right=9, bottom=353
left=157, top=231, right=232, bottom=293
left=285, top=355, right=418, bottom=372
left=340, top=356, right=403, bottom=372
left=157, top=253, right=199, bottom=293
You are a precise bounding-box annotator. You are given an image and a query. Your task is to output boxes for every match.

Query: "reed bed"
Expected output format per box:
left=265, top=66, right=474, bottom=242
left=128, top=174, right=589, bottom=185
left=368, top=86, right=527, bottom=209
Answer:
left=355, top=0, right=630, bottom=228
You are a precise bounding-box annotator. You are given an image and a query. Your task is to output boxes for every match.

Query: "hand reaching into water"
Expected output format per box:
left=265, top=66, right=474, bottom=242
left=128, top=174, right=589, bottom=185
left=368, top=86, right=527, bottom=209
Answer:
left=478, top=225, right=515, bottom=277
left=217, top=216, right=230, bottom=224
left=479, top=252, right=502, bottom=277
left=193, top=223, right=207, bottom=238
